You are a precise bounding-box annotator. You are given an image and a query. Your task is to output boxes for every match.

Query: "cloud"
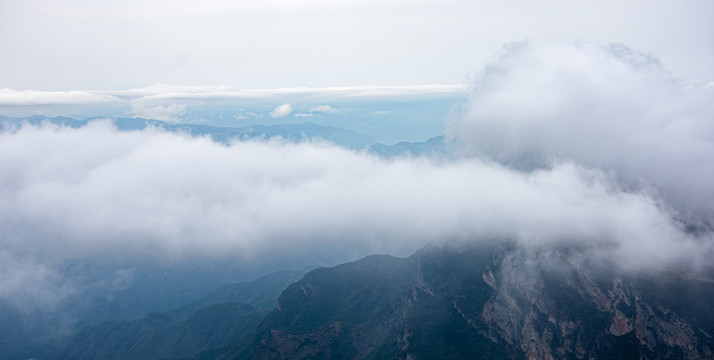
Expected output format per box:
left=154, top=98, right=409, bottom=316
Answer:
left=234, top=109, right=258, bottom=120
left=0, top=84, right=466, bottom=119
left=0, top=84, right=467, bottom=107
left=0, top=88, right=120, bottom=106
left=1, top=42, right=713, bottom=314
left=0, top=251, right=75, bottom=313
left=130, top=101, right=187, bottom=122
left=269, top=103, right=292, bottom=118
left=0, top=121, right=710, bottom=275
left=120, top=84, right=467, bottom=102
left=447, top=42, right=714, bottom=223
left=310, top=105, right=339, bottom=114
left=292, top=104, right=338, bottom=118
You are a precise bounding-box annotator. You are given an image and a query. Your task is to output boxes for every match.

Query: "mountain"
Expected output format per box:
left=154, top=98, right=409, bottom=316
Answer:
left=54, top=303, right=265, bottom=360
left=0, top=255, right=262, bottom=360
left=0, top=115, right=377, bottom=149
left=113, top=117, right=378, bottom=149
left=167, top=267, right=318, bottom=320
left=0, top=114, right=88, bottom=128
left=368, top=136, right=447, bottom=158
left=1, top=115, right=457, bottom=157
left=199, top=242, right=714, bottom=360
left=0, top=301, right=67, bottom=360
left=52, top=268, right=314, bottom=360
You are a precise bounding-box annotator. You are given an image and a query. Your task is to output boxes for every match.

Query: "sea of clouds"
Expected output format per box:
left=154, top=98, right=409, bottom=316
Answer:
left=1, top=42, right=712, bottom=312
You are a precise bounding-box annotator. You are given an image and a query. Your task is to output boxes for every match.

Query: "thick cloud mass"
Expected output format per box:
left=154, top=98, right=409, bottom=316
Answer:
left=1, top=42, right=713, bottom=312
left=0, top=120, right=709, bottom=273
left=447, top=42, right=714, bottom=222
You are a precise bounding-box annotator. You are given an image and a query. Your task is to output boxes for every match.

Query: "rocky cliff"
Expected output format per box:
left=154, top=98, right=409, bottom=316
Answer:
left=201, top=242, right=714, bottom=359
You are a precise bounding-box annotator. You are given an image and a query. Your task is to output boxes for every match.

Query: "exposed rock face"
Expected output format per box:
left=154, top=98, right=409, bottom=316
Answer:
left=478, top=248, right=711, bottom=359
left=204, top=243, right=714, bottom=360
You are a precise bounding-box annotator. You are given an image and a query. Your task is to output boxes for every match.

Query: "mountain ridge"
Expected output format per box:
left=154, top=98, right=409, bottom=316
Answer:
left=50, top=267, right=314, bottom=360
left=195, top=242, right=714, bottom=360
left=0, top=115, right=377, bottom=149
left=0, top=115, right=447, bottom=155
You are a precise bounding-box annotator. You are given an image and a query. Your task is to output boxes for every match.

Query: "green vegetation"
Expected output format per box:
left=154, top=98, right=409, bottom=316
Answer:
left=199, top=243, right=714, bottom=360
left=52, top=268, right=313, bottom=360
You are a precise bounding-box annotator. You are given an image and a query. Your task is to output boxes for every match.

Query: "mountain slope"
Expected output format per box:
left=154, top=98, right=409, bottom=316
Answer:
left=53, top=268, right=313, bottom=360
left=54, top=303, right=265, bottom=360
left=167, top=267, right=317, bottom=320
left=201, top=243, right=714, bottom=360
left=368, top=136, right=447, bottom=158
left=0, top=115, right=377, bottom=149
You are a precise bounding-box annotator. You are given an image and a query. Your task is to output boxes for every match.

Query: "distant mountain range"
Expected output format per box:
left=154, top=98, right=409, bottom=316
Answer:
left=0, top=115, right=448, bottom=156
left=0, top=115, right=376, bottom=148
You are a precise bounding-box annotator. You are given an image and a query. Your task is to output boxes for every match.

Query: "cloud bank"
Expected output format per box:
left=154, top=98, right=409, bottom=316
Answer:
left=448, top=42, right=714, bottom=223
left=0, top=88, right=120, bottom=106
left=0, top=120, right=709, bottom=272
left=1, top=42, right=713, bottom=311
left=0, top=84, right=467, bottom=107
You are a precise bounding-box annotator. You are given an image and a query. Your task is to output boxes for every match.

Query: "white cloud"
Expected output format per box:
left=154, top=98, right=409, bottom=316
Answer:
left=269, top=103, right=292, bottom=118
left=0, top=84, right=466, bottom=111
left=130, top=101, right=187, bottom=122
left=0, top=121, right=710, bottom=274
left=117, top=84, right=467, bottom=101
left=290, top=104, right=338, bottom=118
left=0, top=83, right=465, bottom=120
left=447, top=42, right=714, bottom=222
left=310, top=105, right=339, bottom=114
left=2, top=40, right=714, bottom=314
left=0, top=88, right=119, bottom=106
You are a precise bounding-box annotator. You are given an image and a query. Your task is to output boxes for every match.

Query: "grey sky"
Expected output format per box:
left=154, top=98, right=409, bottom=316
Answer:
left=1, top=0, right=713, bottom=90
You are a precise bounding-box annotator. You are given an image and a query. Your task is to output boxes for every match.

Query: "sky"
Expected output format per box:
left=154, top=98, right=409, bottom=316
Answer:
left=1, top=0, right=713, bottom=90
left=0, top=83, right=467, bottom=143
left=0, top=0, right=713, bottom=320
left=1, top=0, right=713, bottom=142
